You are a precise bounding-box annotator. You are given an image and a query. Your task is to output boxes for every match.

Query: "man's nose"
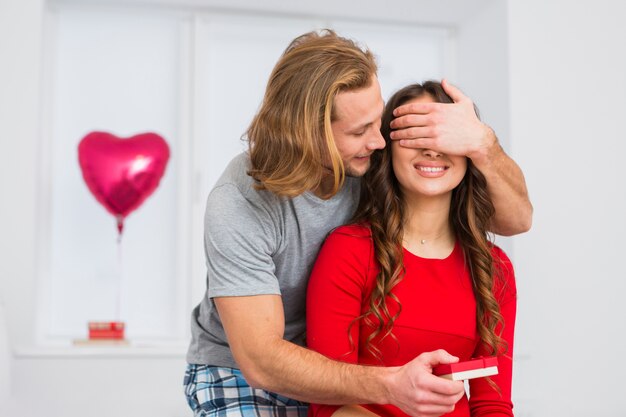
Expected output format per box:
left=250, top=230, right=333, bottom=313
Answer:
left=368, top=130, right=386, bottom=150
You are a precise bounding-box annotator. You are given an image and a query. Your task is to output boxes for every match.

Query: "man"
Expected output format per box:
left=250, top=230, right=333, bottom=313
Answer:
left=185, top=30, right=531, bottom=417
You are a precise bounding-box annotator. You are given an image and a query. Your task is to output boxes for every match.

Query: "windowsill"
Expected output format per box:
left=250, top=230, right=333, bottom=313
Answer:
left=14, top=340, right=188, bottom=359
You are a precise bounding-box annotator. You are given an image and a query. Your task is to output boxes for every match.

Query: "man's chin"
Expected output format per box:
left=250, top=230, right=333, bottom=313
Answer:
left=345, top=163, right=370, bottom=178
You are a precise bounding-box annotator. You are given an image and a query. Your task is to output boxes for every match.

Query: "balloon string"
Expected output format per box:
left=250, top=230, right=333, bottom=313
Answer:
left=117, top=216, right=124, bottom=238
left=115, top=226, right=123, bottom=322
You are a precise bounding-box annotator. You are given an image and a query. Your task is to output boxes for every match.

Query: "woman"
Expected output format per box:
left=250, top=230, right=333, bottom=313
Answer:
left=306, top=81, right=517, bottom=417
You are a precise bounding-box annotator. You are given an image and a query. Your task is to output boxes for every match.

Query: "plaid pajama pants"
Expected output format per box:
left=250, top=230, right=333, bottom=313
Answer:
left=184, top=364, right=309, bottom=417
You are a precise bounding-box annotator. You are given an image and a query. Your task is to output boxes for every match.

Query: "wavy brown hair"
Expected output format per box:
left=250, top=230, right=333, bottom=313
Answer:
left=247, top=29, right=377, bottom=199
left=351, top=81, right=507, bottom=363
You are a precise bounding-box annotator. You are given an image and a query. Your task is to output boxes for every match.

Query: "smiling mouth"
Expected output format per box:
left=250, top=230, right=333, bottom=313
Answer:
left=416, top=166, right=447, bottom=173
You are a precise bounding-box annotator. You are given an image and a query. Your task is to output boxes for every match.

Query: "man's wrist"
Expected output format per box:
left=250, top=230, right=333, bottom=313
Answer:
left=468, top=125, right=500, bottom=167
left=372, top=365, right=400, bottom=406
left=351, top=363, right=398, bottom=405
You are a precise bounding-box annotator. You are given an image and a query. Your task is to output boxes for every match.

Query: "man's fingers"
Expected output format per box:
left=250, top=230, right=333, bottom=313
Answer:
left=421, top=372, right=465, bottom=396
left=391, top=350, right=465, bottom=417
left=411, top=372, right=464, bottom=416
left=418, top=349, right=459, bottom=367
left=390, top=126, right=435, bottom=141
left=393, top=101, right=439, bottom=117
left=395, top=138, right=436, bottom=149
left=389, top=114, right=430, bottom=129
left=413, top=398, right=458, bottom=417
left=441, top=78, right=467, bottom=103
left=411, top=349, right=464, bottom=396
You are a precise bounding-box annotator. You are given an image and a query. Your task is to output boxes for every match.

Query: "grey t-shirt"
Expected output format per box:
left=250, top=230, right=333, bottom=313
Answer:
left=186, top=153, right=360, bottom=367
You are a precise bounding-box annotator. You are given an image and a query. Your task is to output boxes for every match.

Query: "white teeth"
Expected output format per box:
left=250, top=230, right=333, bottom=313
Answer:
left=418, top=166, right=445, bottom=172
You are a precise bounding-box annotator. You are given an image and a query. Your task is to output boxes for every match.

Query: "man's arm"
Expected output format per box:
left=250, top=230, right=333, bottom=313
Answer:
left=465, top=127, right=532, bottom=236
left=389, top=79, right=532, bottom=236
left=215, top=294, right=465, bottom=417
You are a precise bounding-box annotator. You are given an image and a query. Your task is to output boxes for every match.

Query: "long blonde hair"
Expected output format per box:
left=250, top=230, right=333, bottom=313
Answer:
left=247, top=30, right=377, bottom=199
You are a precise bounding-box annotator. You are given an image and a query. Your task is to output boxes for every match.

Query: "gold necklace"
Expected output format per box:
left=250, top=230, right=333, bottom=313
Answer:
left=404, top=230, right=449, bottom=246
left=419, top=232, right=447, bottom=245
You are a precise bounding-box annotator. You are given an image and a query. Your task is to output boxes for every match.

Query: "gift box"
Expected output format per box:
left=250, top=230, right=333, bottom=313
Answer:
left=88, top=321, right=125, bottom=340
left=433, top=356, right=498, bottom=381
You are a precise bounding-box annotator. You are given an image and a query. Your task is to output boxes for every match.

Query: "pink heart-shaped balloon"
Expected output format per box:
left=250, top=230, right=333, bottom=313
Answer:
left=78, top=131, right=170, bottom=234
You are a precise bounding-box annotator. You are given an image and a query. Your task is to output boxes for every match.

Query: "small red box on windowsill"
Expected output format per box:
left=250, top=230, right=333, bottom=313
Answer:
left=88, top=321, right=125, bottom=340
left=433, top=356, right=498, bottom=381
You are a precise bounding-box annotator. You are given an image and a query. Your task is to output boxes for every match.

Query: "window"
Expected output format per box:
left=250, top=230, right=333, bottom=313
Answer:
left=38, top=5, right=450, bottom=345
left=40, top=8, right=188, bottom=342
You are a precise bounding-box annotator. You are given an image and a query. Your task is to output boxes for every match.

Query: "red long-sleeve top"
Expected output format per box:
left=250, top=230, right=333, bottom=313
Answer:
left=306, top=224, right=517, bottom=417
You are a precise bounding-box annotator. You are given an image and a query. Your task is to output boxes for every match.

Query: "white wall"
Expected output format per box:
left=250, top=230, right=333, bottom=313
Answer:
left=457, top=1, right=510, bottom=148
left=9, top=355, right=188, bottom=416
left=0, top=0, right=45, bottom=414
left=0, top=0, right=44, bottom=358
left=508, top=0, right=626, bottom=416
left=456, top=0, right=513, bottom=258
